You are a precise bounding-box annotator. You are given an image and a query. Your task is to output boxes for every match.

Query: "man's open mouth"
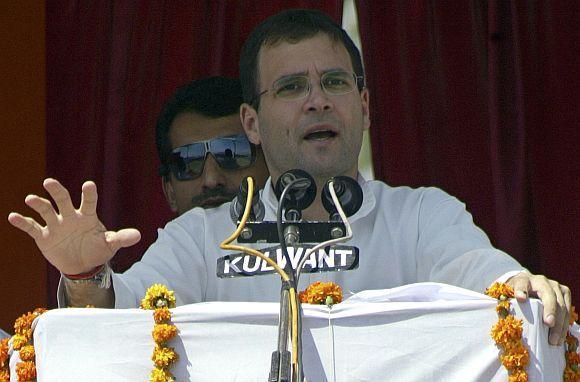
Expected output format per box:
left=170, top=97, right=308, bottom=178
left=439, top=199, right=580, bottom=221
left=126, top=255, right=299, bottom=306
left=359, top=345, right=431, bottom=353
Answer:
left=304, top=130, right=338, bottom=140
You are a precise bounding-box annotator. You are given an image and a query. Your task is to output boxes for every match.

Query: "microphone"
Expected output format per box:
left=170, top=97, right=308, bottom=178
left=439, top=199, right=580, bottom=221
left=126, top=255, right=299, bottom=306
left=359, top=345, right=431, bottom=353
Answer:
left=321, top=176, right=363, bottom=221
left=230, top=177, right=265, bottom=223
left=274, top=169, right=317, bottom=221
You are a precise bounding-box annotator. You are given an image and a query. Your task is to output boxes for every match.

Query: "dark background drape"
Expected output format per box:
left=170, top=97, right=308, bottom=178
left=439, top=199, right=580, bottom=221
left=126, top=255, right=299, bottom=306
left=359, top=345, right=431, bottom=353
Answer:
left=357, top=1, right=578, bottom=299
left=45, top=1, right=342, bottom=307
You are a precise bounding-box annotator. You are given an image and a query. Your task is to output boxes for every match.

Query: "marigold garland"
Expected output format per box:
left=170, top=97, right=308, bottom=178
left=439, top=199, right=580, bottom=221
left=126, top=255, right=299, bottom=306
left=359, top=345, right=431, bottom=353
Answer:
left=0, top=283, right=575, bottom=382
left=15, top=361, right=36, bottom=382
left=11, top=308, right=46, bottom=382
left=0, top=338, right=9, bottom=382
left=299, top=281, right=343, bottom=306
left=18, top=346, right=35, bottom=362
left=486, top=283, right=529, bottom=381
left=564, top=305, right=579, bottom=382
left=141, top=284, right=179, bottom=382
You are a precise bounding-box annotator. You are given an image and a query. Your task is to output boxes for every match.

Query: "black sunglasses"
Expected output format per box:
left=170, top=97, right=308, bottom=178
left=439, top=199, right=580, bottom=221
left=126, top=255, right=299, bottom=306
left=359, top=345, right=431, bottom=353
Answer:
left=161, top=134, right=256, bottom=181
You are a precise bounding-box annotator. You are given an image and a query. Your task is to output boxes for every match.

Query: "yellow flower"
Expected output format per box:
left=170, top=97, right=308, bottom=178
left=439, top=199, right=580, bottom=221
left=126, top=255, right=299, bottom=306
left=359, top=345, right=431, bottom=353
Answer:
left=0, top=369, right=9, bottom=382
left=11, top=334, right=28, bottom=351
left=566, top=351, right=580, bottom=365
left=141, top=284, right=176, bottom=310
left=501, top=347, right=529, bottom=369
left=18, top=345, right=35, bottom=362
left=0, top=338, right=9, bottom=368
left=154, top=307, right=172, bottom=324
left=152, top=324, right=178, bottom=344
left=508, top=368, right=528, bottom=382
left=566, top=333, right=578, bottom=352
left=14, top=315, right=33, bottom=338
left=486, top=282, right=515, bottom=300
left=15, top=360, right=36, bottom=381
left=491, top=315, right=523, bottom=346
left=299, top=282, right=343, bottom=305
left=150, top=367, right=175, bottom=382
left=152, top=346, right=179, bottom=368
left=563, top=366, right=580, bottom=381
left=13, top=308, right=46, bottom=343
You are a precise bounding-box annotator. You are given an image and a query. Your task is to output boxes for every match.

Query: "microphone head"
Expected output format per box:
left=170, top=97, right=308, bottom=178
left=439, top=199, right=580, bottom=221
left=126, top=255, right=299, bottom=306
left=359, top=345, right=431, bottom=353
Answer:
left=321, top=176, right=363, bottom=218
left=229, top=177, right=265, bottom=222
left=274, top=169, right=317, bottom=212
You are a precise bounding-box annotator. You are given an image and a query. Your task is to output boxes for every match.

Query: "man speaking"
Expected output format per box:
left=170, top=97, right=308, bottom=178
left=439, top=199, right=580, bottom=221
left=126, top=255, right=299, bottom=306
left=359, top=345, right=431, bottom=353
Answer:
left=8, top=9, right=571, bottom=346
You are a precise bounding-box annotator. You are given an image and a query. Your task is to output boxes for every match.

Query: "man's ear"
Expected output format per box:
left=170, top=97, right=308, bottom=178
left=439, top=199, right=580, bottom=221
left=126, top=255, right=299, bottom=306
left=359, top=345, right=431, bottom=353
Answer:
left=161, top=179, right=178, bottom=213
left=360, top=88, right=371, bottom=131
left=240, top=103, right=261, bottom=145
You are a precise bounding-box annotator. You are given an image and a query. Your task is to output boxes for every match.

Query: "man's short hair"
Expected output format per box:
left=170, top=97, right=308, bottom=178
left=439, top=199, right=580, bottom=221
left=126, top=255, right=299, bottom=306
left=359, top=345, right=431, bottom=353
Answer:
left=239, top=9, right=364, bottom=109
left=156, top=77, right=243, bottom=178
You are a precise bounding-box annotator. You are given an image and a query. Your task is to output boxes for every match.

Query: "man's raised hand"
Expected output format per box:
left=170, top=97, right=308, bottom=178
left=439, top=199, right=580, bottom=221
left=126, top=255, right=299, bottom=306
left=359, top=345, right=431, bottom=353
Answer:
left=8, top=178, right=141, bottom=275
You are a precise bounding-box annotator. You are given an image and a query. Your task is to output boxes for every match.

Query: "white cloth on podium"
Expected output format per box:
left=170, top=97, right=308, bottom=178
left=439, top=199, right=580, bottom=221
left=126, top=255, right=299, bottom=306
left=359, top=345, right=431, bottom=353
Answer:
left=25, top=283, right=577, bottom=381
left=0, top=329, right=10, bottom=339
left=57, top=176, right=523, bottom=308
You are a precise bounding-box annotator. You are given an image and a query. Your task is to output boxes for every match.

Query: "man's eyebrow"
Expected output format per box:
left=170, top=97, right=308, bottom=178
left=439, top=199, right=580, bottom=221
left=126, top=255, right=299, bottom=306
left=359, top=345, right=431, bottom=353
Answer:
left=274, top=72, right=308, bottom=83
left=274, top=67, right=349, bottom=83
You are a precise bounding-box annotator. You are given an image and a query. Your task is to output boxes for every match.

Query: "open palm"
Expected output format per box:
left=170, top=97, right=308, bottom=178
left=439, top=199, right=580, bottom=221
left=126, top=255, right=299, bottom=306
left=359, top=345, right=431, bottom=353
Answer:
left=8, top=178, right=140, bottom=275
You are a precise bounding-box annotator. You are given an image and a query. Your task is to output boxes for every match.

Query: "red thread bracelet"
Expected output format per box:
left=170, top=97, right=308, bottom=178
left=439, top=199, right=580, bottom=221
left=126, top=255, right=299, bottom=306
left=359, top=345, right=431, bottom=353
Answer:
left=63, top=264, right=105, bottom=280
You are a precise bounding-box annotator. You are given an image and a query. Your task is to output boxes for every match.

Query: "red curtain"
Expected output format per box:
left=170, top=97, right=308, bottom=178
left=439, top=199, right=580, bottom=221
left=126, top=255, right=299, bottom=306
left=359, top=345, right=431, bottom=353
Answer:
left=357, top=1, right=578, bottom=298
left=45, top=1, right=342, bottom=307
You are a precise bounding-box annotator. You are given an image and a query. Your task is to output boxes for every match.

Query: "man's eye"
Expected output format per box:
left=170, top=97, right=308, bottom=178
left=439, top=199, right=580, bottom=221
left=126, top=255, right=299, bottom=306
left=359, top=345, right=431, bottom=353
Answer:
left=326, top=78, right=346, bottom=86
left=279, top=83, right=301, bottom=92
left=274, top=78, right=308, bottom=97
left=323, top=75, right=352, bottom=90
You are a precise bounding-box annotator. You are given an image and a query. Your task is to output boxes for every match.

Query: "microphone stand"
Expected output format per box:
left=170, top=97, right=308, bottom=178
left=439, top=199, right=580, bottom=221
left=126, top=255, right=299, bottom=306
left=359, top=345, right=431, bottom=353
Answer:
left=269, top=209, right=304, bottom=382
left=269, top=280, right=292, bottom=382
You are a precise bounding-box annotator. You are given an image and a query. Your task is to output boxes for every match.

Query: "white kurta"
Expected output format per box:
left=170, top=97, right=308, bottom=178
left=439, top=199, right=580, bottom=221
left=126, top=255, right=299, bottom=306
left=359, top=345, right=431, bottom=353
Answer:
left=102, top=176, right=522, bottom=308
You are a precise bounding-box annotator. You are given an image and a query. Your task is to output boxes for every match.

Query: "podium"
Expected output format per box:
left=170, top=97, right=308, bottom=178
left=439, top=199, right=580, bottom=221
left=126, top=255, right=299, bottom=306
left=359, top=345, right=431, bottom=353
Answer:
left=11, top=283, right=575, bottom=381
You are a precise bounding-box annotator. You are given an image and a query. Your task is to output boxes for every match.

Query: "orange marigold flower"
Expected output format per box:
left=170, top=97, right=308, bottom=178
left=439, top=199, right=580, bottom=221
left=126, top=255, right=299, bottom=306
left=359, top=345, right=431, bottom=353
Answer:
left=153, top=307, right=172, bottom=324
left=508, top=368, right=528, bottom=382
left=0, top=369, right=9, bottom=382
left=503, top=340, right=526, bottom=352
left=152, top=324, right=178, bottom=344
left=566, top=351, right=580, bottom=364
left=0, top=338, right=9, bottom=368
left=14, top=315, right=33, bottom=338
left=11, top=334, right=28, bottom=351
left=152, top=346, right=179, bottom=368
left=150, top=366, right=175, bottom=382
left=563, top=366, right=580, bottom=382
left=299, top=281, right=343, bottom=305
left=18, top=345, right=35, bottom=362
left=566, top=333, right=578, bottom=352
left=491, top=315, right=523, bottom=346
left=486, top=282, right=515, bottom=300
left=15, top=360, right=36, bottom=381
left=501, top=347, right=530, bottom=369
left=13, top=309, right=46, bottom=342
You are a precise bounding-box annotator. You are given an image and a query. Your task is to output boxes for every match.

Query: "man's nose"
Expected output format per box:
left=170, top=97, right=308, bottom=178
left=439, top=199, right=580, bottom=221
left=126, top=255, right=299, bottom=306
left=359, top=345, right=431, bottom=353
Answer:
left=200, top=155, right=227, bottom=189
left=303, top=81, right=333, bottom=113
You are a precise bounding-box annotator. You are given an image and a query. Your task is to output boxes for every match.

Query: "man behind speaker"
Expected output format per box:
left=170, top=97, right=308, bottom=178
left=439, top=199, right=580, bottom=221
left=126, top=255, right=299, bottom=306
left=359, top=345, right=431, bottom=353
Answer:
left=156, top=77, right=268, bottom=215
